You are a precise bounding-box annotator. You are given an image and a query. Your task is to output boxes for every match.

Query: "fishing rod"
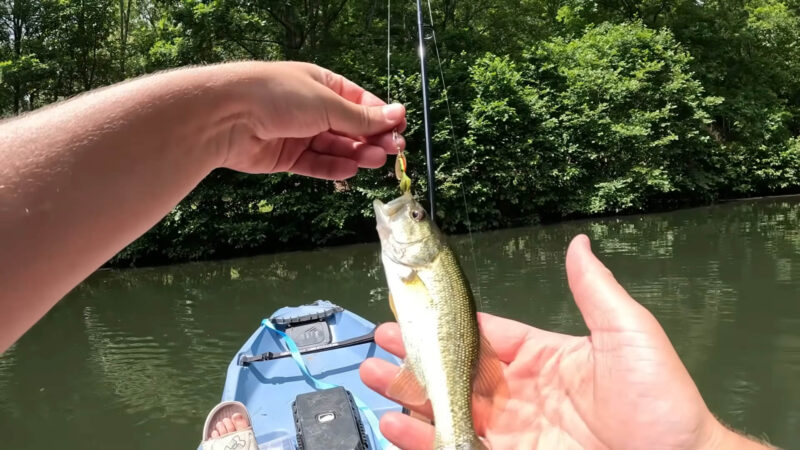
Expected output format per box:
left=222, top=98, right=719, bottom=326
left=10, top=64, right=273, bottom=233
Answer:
left=389, top=0, right=484, bottom=305
left=415, top=0, right=437, bottom=221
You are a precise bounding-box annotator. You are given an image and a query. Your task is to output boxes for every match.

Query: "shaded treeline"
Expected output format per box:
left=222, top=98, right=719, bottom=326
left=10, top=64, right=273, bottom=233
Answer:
left=2, top=0, right=800, bottom=265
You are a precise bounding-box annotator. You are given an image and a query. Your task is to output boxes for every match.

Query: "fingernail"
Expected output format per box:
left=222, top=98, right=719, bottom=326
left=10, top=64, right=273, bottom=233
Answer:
left=382, top=103, right=405, bottom=122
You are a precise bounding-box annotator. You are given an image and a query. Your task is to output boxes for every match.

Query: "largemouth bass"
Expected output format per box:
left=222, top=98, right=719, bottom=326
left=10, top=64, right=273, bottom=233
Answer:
left=373, top=191, right=503, bottom=450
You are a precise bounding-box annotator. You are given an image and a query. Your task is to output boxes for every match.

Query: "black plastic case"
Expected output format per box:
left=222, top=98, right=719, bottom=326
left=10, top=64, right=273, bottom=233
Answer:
left=292, top=387, right=369, bottom=450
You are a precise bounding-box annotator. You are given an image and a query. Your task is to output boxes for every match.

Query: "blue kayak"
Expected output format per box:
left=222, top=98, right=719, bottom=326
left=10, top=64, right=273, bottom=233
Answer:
left=217, top=300, right=403, bottom=449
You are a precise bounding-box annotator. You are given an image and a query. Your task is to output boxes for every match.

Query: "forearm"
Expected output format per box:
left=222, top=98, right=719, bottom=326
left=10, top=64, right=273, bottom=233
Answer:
left=0, top=65, right=246, bottom=351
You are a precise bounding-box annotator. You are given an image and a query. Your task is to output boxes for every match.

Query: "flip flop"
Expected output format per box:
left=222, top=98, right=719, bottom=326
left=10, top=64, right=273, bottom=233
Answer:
left=201, top=401, right=259, bottom=450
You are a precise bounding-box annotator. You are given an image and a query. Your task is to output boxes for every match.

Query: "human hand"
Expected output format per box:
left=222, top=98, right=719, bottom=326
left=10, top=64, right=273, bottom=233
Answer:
left=218, top=61, right=406, bottom=180
left=360, top=235, right=768, bottom=449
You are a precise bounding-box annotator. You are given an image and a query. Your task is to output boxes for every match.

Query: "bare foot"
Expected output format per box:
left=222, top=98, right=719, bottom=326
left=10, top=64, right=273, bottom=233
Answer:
left=208, top=412, right=251, bottom=439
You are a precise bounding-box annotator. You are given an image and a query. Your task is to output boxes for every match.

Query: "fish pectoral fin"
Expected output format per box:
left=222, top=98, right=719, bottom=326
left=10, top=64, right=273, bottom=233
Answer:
left=408, top=411, right=432, bottom=424
left=396, top=265, right=416, bottom=283
left=386, top=364, right=428, bottom=406
left=388, top=293, right=398, bottom=320
left=473, top=333, right=508, bottom=405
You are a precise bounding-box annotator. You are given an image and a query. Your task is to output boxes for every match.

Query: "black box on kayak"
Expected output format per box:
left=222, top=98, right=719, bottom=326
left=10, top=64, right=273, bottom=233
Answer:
left=292, top=387, right=369, bottom=450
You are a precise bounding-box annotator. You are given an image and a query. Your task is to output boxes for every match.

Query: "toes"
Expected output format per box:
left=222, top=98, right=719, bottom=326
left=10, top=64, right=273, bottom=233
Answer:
left=215, top=420, right=228, bottom=437
left=231, top=412, right=250, bottom=431
left=207, top=405, right=252, bottom=442
left=222, top=417, right=236, bottom=434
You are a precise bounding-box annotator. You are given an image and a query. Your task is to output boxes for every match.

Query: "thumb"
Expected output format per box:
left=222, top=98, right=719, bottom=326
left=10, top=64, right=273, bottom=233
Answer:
left=566, top=234, right=660, bottom=335
left=324, top=95, right=406, bottom=138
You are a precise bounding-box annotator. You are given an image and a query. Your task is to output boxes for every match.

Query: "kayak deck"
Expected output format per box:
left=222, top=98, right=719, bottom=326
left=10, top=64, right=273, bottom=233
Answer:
left=219, top=301, right=402, bottom=448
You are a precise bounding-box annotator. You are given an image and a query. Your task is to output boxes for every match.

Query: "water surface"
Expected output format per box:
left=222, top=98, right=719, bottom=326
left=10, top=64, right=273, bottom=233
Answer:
left=1, top=197, right=799, bottom=448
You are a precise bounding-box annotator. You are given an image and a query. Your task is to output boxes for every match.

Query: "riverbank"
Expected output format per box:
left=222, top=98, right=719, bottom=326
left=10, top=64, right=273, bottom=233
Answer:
left=107, top=190, right=800, bottom=268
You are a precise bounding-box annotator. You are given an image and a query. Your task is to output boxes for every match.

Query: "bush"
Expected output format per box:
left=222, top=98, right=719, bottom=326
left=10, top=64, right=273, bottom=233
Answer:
left=439, top=22, right=721, bottom=229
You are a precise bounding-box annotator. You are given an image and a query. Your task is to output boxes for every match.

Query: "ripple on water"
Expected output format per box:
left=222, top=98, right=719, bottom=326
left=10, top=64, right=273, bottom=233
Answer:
left=82, top=306, right=226, bottom=424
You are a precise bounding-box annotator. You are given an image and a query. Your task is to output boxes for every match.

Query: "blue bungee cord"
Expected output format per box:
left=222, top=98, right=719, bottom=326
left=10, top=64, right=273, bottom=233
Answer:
left=260, top=318, right=391, bottom=450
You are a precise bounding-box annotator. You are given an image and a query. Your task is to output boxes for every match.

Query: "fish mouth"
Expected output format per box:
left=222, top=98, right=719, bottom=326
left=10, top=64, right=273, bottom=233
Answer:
left=373, top=192, right=414, bottom=241
left=373, top=192, right=413, bottom=223
left=373, top=199, right=391, bottom=241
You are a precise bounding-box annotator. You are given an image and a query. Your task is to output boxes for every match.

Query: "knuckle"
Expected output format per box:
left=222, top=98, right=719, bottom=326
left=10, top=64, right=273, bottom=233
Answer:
left=323, top=69, right=336, bottom=86
left=359, top=105, right=372, bottom=130
left=318, top=67, right=341, bottom=93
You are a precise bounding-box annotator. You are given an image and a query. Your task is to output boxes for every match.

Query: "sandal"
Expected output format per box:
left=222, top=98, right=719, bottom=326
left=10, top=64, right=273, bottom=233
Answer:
left=201, top=401, right=259, bottom=450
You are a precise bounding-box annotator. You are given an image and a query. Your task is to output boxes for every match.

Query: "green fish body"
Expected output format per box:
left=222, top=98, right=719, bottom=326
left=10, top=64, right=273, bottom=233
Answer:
left=374, top=192, right=500, bottom=450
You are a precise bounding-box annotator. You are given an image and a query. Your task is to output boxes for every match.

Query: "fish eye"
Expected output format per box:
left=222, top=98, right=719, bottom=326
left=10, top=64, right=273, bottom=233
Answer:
left=410, top=209, right=426, bottom=221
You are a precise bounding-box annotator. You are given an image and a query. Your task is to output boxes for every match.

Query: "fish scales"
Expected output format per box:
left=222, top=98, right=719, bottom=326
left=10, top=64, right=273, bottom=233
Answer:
left=374, top=192, right=489, bottom=450
left=425, top=247, right=480, bottom=446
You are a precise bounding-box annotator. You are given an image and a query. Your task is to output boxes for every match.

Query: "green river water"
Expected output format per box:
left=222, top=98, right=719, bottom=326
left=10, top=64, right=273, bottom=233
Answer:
left=1, top=197, right=799, bottom=448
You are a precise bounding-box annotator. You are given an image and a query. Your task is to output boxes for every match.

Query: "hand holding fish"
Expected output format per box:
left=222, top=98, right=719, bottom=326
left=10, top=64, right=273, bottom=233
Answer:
left=361, top=235, right=771, bottom=450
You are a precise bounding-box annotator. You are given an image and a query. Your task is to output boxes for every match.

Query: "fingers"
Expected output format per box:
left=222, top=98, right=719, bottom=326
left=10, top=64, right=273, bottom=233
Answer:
left=476, top=312, right=572, bottom=364
left=325, top=97, right=407, bottom=139
left=366, top=131, right=406, bottom=155
left=375, top=323, right=407, bottom=358
left=312, top=66, right=407, bottom=131
left=283, top=130, right=400, bottom=179
left=566, top=234, right=659, bottom=334
left=311, top=66, right=384, bottom=106
left=377, top=316, right=572, bottom=367
left=380, top=412, right=435, bottom=450
left=289, top=151, right=359, bottom=180
left=310, top=132, right=387, bottom=168
left=304, top=65, right=407, bottom=138
left=359, top=357, right=435, bottom=417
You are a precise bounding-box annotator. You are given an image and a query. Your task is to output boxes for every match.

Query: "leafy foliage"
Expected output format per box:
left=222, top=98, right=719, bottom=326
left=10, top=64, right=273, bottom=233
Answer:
left=2, top=0, right=800, bottom=265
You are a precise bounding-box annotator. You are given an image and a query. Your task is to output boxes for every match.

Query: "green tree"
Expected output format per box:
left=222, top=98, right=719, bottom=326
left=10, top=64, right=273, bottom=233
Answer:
left=0, top=0, right=46, bottom=113
left=3, top=0, right=800, bottom=265
left=442, top=23, right=721, bottom=228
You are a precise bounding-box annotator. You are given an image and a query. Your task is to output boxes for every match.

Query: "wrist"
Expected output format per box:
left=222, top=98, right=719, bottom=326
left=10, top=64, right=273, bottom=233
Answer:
left=185, top=61, right=286, bottom=172
left=132, top=62, right=265, bottom=172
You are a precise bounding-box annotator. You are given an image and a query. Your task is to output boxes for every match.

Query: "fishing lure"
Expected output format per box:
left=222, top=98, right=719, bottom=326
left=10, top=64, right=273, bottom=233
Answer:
left=393, top=130, right=411, bottom=193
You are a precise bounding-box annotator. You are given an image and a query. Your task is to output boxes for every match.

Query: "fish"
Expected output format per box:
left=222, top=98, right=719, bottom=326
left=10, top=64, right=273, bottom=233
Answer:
left=373, top=191, right=504, bottom=450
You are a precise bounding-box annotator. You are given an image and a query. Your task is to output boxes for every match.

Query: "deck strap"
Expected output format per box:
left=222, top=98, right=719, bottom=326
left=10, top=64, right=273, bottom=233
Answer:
left=260, top=318, right=391, bottom=450
left=239, top=329, right=376, bottom=365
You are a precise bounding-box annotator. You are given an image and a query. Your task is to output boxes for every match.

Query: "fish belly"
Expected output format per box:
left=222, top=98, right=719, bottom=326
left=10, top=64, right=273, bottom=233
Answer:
left=387, top=268, right=481, bottom=449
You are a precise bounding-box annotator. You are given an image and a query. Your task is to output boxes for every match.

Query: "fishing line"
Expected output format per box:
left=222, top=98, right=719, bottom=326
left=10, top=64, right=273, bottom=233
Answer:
left=423, top=0, right=484, bottom=310
left=387, top=0, right=411, bottom=193
left=387, top=0, right=391, bottom=104
left=386, top=0, right=482, bottom=309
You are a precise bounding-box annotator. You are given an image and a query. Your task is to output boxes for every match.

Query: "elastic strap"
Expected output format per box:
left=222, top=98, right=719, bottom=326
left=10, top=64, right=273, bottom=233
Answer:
left=260, top=319, right=391, bottom=449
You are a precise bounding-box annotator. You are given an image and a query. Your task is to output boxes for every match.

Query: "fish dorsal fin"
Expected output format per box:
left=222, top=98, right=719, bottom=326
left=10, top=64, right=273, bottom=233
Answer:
left=387, top=364, right=428, bottom=406
left=473, top=333, right=505, bottom=398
